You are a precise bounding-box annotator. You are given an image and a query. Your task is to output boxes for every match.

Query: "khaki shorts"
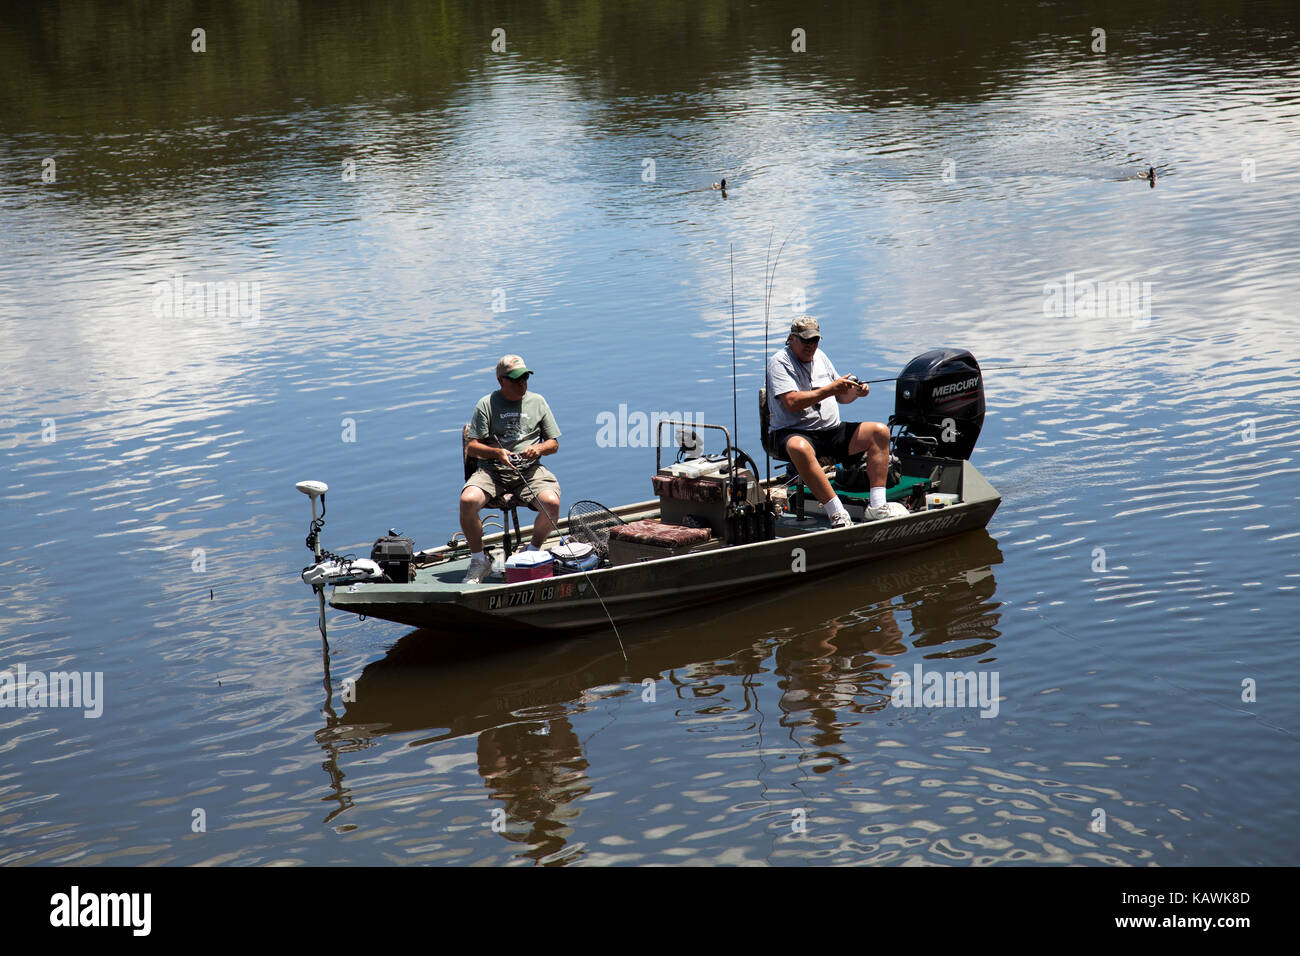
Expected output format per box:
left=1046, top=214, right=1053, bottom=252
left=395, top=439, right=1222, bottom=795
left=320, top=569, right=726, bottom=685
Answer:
left=463, top=463, right=561, bottom=509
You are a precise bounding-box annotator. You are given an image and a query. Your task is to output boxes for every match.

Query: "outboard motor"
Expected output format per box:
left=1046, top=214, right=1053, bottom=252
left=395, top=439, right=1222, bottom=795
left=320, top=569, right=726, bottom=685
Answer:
left=891, top=349, right=985, bottom=459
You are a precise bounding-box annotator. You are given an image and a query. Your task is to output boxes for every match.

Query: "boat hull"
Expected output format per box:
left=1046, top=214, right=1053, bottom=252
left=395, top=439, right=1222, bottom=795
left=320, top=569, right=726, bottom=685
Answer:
left=329, top=460, right=1000, bottom=634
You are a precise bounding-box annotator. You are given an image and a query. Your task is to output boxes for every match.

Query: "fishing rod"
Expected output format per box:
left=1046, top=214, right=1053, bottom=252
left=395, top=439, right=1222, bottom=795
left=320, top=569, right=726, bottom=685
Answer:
left=729, top=242, right=739, bottom=499
left=856, top=362, right=1128, bottom=385
left=502, top=454, right=628, bottom=664
left=761, top=226, right=796, bottom=485
left=762, top=228, right=774, bottom=485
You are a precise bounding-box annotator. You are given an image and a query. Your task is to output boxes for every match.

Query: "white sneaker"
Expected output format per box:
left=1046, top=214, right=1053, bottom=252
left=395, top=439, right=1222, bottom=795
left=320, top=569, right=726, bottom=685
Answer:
left=864, top=501, right=909, bottom=521
left=462, top=555, right=492, bottom=584
left=830, top=511, right=853, bottom=529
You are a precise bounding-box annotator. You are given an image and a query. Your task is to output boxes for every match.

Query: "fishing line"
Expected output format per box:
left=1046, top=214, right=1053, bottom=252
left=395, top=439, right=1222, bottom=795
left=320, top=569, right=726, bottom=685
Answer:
left=503, top=456, right=628, bottom=664
left=858, top=363, right=1128, bottom=385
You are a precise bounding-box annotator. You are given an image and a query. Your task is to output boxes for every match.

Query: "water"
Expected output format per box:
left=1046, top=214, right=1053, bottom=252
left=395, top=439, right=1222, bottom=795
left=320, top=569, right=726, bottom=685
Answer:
left=1, top=0, right=1297, bottom=866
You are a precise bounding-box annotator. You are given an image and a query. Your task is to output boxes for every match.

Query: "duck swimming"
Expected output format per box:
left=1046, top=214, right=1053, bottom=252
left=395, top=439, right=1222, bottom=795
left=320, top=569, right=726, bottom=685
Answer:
left=710, top=178, right=728, bottom=191
left=1139, top=166, right=1156, bottom=187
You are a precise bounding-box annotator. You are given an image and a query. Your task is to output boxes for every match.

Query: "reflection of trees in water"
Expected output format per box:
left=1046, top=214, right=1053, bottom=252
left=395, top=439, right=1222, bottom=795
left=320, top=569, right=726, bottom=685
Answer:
left=476, top=717, right=588, bottom=863
left=9, top=2, right=1288, bottom=155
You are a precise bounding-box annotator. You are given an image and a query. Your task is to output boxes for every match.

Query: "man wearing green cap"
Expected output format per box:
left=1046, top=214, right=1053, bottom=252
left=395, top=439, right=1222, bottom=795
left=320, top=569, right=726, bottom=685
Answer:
left=460, top=354, right=563, bottom=584
left=767, top=316, right=905, bottom=528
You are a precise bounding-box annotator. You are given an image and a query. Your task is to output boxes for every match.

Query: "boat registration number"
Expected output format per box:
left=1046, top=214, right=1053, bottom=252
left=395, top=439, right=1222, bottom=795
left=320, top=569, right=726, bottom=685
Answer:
left=489, top=581, right=575, bottom=609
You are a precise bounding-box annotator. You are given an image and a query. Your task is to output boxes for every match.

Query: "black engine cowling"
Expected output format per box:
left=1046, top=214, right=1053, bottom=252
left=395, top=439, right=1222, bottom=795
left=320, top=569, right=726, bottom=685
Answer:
left=892, top=348, right=985, bottom=460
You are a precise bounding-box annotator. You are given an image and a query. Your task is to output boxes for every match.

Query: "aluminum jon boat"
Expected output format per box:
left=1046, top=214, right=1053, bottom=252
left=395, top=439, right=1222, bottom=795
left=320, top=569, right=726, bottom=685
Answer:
left=299, top=348, right=999, bottom=636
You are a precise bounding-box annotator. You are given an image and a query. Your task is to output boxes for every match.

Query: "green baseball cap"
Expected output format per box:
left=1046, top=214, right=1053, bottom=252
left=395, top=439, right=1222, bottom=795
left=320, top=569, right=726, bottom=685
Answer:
left=495, top=354, right=532, bottom=380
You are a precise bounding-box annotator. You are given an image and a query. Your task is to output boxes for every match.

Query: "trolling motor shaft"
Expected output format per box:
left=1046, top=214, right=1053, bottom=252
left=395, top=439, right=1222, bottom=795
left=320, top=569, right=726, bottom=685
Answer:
left=296, top=480, right=331, bottom=638
left=297, top=480, right=329, bottom=560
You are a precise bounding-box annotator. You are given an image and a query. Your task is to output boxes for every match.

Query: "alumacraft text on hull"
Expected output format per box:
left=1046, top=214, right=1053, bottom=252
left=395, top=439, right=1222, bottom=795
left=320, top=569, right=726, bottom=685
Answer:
left=298, top=348, right=1000, bottom=635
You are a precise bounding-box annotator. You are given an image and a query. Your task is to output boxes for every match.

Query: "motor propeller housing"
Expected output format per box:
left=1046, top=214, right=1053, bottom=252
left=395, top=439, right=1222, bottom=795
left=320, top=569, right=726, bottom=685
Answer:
left=892, top=349, right=985, bottom=460
left=296, top=480, right=328, bottom=498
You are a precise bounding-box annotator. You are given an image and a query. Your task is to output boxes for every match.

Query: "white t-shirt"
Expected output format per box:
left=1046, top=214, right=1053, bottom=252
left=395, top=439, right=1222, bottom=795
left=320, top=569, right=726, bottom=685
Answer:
left=767, top=345, right=841, bottom=432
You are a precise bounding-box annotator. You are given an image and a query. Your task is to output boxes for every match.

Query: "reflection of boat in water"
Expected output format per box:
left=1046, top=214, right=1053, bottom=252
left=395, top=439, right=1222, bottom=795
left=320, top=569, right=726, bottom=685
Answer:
left=312, top=528, right=1003, bottom=847
left=302, top=349, right=999, bottom=636
left=318, top=529, right=1004, bottom=747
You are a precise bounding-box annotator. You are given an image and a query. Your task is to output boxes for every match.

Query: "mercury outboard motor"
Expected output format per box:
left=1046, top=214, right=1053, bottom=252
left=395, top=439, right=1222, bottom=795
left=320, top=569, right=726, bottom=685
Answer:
left=891, top=348, right=985, bottom=459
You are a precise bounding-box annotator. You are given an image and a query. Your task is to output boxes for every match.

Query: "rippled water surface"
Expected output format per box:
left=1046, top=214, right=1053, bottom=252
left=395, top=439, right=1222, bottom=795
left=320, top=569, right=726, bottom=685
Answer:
left=1, top=1, right=1297, bottom=866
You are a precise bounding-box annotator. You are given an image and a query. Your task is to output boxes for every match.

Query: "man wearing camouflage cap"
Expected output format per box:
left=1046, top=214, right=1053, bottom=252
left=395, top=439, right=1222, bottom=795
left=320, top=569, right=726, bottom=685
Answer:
left=767, top=316, right=906, bottom=528
left=460, top=354, right=563, bottom=583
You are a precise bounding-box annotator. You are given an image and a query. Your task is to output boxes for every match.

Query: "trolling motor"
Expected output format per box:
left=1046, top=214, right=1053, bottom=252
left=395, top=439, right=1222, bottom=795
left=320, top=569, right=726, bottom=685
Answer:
left=297, top=480, right=383, bottom=587
left=298, top=480, right=328, bottom=562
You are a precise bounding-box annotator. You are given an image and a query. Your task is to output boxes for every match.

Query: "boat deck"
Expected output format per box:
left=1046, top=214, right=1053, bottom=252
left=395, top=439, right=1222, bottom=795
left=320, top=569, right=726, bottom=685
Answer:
left=413, top=472, right=932, bottom=588
left=327, top=460, right=1000, bottom=632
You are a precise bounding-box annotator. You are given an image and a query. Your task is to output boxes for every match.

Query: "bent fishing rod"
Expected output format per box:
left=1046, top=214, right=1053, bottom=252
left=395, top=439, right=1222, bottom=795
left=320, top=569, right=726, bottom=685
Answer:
left=853, top=362, right=1128, bottom=385
left=761, top=226, right=796, bottom=484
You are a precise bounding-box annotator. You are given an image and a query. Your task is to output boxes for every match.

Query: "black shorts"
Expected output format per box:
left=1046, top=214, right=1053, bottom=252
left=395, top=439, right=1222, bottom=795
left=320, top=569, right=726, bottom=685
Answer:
left=771, top=422, right=860, bottom=463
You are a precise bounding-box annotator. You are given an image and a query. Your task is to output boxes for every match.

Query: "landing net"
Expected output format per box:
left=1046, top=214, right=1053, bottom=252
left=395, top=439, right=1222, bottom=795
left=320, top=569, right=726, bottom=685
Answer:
left=566, top=500, right=626, bottom=558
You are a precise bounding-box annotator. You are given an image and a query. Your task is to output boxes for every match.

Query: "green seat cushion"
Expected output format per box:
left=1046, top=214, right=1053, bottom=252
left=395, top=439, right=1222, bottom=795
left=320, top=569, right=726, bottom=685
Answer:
left=799, top=473, right=932, bottom=502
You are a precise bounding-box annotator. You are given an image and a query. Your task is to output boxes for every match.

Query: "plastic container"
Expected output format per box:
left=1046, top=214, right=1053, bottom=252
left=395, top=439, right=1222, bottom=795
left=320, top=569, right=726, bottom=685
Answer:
left=549, top=541, right=600, bottom=573
left=667, top=457, right=727, bottom=479
left=504, top=550, right=555, bottom=582
left=926, top=493, right=960, bottom=509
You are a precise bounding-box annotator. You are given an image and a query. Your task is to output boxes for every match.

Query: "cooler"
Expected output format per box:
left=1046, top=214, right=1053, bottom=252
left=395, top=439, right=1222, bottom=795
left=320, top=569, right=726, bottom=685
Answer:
left=504, top=550, right=555, bottom=583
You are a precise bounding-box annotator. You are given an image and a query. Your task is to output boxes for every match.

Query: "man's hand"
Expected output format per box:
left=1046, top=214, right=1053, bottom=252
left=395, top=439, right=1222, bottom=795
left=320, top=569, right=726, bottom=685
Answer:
left=830, top=375, right=858, bottom=396
left=518, top=444, right=543, bottom=461
left=495, top=447, right=514, bottom=465
left=832, top=375, right=869, bottom=403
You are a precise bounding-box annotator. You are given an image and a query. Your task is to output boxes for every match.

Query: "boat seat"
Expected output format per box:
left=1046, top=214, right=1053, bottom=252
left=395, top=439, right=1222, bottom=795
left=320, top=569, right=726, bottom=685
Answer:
left=651, top=474, right=726, bottom=504
left=759, top=386, right=837, bottom=468
left=608, top=519, right=712, bottom=548
left=607, top=518, right=717, bottom=565
left=462, top=425, right=531, bottom=561
left=760, top=386, right=848, bottom=519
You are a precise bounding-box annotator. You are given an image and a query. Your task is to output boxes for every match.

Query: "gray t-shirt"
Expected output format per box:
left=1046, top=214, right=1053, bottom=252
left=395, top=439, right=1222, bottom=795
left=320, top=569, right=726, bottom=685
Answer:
left=467, top=391, right=562, bottom=459
left=766, top=345, right=841, bottom=432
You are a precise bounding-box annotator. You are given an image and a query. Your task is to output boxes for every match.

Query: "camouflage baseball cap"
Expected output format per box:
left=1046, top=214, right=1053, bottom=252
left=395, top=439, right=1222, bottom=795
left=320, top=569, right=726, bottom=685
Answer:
left=790, top=315, right=821, bottom=340
left=495, top=354, right=532, bottom=379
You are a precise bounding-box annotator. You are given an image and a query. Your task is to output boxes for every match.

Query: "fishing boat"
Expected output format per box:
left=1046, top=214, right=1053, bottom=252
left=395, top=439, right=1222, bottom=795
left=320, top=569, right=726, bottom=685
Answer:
left=297, top=348, right=999, bottom=635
